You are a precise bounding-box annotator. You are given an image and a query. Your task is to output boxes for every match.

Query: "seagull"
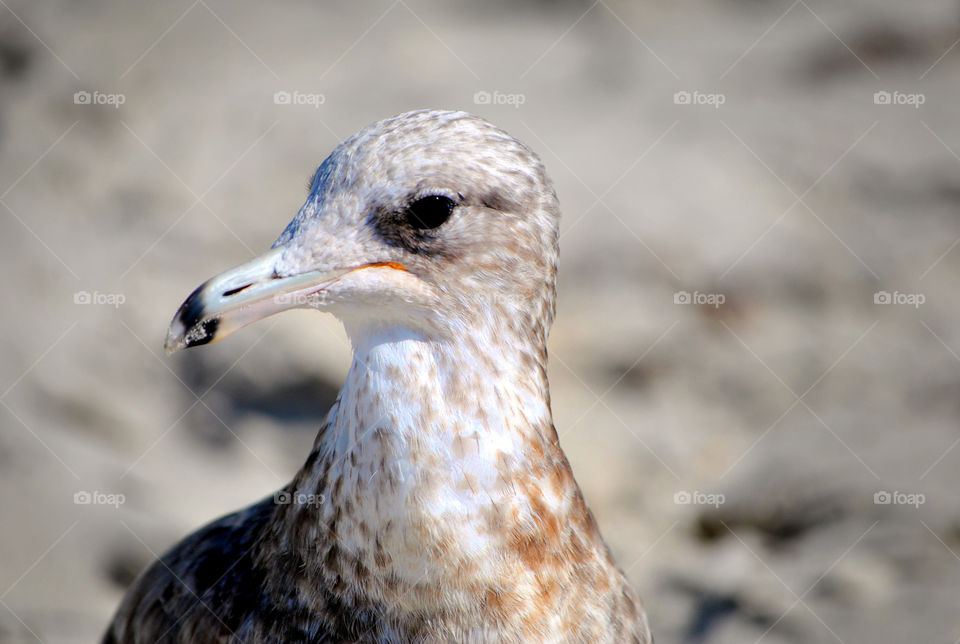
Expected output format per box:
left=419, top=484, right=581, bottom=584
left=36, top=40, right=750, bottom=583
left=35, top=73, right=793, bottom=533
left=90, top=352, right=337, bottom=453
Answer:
left=104, top=109, right=652, bottom=643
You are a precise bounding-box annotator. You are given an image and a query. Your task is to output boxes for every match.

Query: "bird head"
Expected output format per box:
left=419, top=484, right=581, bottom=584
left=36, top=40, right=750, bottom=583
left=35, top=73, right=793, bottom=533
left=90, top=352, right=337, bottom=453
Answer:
left=164, top=110, right=560, bottom=354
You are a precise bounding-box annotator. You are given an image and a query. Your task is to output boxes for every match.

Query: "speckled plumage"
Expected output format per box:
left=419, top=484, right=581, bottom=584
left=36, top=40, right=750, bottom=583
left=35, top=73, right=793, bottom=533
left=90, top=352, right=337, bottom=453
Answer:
left=105, top=110, right=651, bottom=643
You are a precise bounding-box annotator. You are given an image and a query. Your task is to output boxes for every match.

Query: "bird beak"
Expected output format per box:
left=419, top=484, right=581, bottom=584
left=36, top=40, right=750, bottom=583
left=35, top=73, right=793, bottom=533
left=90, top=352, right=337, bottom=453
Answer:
left=163, top=247, right=353, bottom=354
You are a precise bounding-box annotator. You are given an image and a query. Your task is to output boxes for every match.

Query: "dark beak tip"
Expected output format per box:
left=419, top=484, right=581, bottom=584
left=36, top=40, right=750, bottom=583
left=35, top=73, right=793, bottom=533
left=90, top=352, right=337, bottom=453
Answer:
left=176, top=285, right=207, bottom=330
left=164, top=281, right=222, bottom=355
left=165, top=316, right=220, bottom=355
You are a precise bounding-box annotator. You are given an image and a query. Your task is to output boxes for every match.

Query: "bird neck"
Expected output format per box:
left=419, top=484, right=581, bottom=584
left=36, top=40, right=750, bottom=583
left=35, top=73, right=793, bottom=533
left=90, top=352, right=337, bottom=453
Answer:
left=260, top=322, right=646, bottom=640
left=307, top=321, right=558, bottom=522
left=274, top=322, right=608, bottom=613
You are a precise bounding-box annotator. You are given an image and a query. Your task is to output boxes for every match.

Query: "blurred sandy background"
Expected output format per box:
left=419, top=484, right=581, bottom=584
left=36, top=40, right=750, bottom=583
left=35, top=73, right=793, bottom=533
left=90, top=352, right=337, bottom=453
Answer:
left=1, top=1, right=958, bottom=642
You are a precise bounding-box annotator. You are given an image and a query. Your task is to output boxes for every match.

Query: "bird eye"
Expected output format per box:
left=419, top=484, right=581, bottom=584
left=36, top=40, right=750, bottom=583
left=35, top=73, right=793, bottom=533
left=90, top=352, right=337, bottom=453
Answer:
left=405, top=195, right=455, bottom=230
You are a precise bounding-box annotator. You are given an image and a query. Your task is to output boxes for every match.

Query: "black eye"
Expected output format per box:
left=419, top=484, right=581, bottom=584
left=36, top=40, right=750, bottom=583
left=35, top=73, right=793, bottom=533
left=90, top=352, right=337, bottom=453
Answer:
left=405, top=195, right=455, bottom=230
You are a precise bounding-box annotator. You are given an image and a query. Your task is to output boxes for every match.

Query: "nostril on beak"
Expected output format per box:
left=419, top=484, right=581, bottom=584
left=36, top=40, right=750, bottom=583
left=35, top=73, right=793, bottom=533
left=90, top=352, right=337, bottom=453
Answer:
left=222, top=284, right=252, bottom=297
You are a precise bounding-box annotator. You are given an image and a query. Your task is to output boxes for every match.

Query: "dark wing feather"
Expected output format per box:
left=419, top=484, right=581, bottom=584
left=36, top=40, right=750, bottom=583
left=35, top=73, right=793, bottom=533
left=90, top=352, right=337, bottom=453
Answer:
left=102, top=493, right=335, bottom=643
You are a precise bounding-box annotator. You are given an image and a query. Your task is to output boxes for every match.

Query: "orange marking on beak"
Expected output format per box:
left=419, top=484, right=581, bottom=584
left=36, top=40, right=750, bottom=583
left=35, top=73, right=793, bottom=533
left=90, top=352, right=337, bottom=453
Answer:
left=362, top=262, right=408, bottom=272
